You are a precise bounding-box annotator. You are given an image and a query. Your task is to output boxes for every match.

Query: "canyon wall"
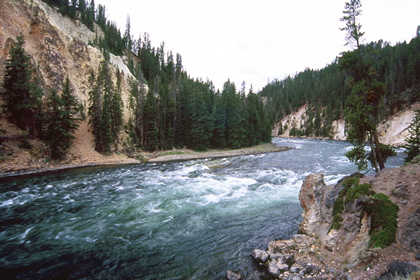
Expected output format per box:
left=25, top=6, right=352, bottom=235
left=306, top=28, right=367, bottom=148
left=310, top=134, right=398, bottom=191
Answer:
left=273, top=102, right=420, bottom=146
left=0, top=0, right=143, bottom=171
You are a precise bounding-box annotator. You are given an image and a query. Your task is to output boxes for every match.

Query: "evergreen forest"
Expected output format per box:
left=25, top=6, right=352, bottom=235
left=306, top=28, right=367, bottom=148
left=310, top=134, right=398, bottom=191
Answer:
left=260, top=36, right=420, bottom=138
left=1, top=0, right=271, bottom=161
left=2, top=0, right=419, bottom=162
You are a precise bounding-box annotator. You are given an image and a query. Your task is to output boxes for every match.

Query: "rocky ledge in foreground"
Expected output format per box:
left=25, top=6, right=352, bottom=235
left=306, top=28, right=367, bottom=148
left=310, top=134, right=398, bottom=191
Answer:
left=252, top=234, right=339, bottom=279
left=229, top=164, right=420, bottom=280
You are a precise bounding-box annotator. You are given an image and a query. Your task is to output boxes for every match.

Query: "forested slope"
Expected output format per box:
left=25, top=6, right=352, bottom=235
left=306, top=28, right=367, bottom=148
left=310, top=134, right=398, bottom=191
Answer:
left=259, top=36, right=420, bottom=138
left=0, top=0, right=272, bottom=168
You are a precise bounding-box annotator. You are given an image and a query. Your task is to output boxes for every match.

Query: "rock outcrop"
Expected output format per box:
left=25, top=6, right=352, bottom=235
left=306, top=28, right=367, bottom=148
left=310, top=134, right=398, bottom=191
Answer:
left=251, top=164, right=420, bottom=279
left=0, top=0, right=143, bottom=171
left=0, top=0, right=138, bottom=131
left=298, top=173, right=373, bottom=266
left=273, top=102, right=420, bottom=146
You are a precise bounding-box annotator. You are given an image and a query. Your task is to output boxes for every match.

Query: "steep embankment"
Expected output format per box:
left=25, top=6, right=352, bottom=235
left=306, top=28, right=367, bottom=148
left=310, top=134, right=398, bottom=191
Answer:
left=274, top=102, right=420, bottom=145
left=0, top=0, right=140, bottom=173
left=251, top=163, right=420, bottom=280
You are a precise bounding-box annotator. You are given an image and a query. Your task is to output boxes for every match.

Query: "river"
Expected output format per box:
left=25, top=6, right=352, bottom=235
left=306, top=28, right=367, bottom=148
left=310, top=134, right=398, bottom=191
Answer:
left=0, top=138, right=405, bottom=279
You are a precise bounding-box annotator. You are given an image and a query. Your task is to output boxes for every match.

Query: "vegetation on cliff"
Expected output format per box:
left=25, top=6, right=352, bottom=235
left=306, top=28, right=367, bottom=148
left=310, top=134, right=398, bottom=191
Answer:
left=404, top=110, right=420, bottom=162
left=260, top=31, right=419, bottom=141
left=37, top=0, right=272, bottom=153
left=339, top=0, right=396, bottom=172
left=88, top=54, right=123, bottom=154
left=260, top=0, right=418, bottom=172
left=1, top=0, right=417, bottom=164
left=330, top=175, right=399, bottom=248
left=1, top=36, right=81, bottom=160
left=45, top=77, right=80, bottom=160
left=1, top=0, right=272, bottom=161
left=1, top=35, right=42, bottom=140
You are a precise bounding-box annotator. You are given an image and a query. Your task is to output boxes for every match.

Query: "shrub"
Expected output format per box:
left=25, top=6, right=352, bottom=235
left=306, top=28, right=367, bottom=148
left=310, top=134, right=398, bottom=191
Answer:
left=366, top=193, right=399, bottom=248
left=343, top=176, right=360, bottom=188
left=329, top=176, right=399, bottom=250
left=345, top=183, right=375, bottom=204
left=330, top=176, right=360, bottom=231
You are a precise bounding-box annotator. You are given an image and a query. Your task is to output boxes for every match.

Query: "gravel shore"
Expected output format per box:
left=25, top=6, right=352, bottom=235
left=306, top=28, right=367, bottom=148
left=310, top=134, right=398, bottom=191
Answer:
left=0, top=143, right=291, bottom=179
left=148, top=143, right=291, bottom=163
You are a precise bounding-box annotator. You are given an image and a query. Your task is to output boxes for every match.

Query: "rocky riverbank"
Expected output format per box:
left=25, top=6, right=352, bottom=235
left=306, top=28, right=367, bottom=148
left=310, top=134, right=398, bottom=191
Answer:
left=231, top=163, right=420, bottom=280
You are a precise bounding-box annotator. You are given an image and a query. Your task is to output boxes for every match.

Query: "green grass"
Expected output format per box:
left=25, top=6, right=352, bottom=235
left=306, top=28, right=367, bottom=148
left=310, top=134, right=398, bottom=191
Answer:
left=163, top=151, right=186, bottom=156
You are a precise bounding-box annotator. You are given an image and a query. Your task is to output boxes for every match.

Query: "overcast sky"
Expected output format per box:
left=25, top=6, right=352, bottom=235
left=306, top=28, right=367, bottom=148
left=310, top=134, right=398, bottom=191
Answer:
left=96, top=0, right=419, bottom=92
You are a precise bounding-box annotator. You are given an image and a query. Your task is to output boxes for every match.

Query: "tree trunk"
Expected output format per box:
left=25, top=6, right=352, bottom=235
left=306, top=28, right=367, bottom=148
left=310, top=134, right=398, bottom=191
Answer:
left=369, top=135, right=379, bottom=172
left=373, top=131, right=385, bottom=170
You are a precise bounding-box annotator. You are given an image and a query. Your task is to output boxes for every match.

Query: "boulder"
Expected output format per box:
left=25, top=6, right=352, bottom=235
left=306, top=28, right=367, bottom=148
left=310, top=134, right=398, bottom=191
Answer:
left=378, top=260, right=419, bottom=279
left=299, top=173, right=330, bottom=239
left=299, top=173, right=325, bottom=212
left=290, top=264, right=303, bottom=274
left=293, top=234, right=310, bottom=244
left=386, top=260, right=419, bottom=277
left=285, top=275, right=302, bottom=280
left=399, top=208, right=420, bottom=254
left=277, top=262, right=289, bottom=273
left=268, top=259, right=281, bottom=276
left=282, top=254, right=296, bottom=267
left=251, top=249, right=269, bottom=263
left=268, top=239, right=294, bottom=259
left=305, top=264, right=320, bottom=275
left=226, top=270, right=241, bottom=280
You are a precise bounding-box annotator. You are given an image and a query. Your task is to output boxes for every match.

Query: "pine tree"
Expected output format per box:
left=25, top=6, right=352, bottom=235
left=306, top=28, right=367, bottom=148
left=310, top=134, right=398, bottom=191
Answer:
left=88, top=56, right=116, bottom=154
left=246, top=90, right=261, bottom=146
left=189, top=96, right=213, bottom=151
left=1, top=35, right=41, bottom=139
left=69, top=0, right=77, bottom=19
left=111, top=69, right=124, bottom=146
left=45, top=77, right=80, bottom=160
left=211, top=98, right=227, bottom=149
left=143, top=90, right=159, bottom=151
left=123, top=15, right=132, bottom=51
left=339, top=0, right=389, bottom=172
left=404, top=110, right=420, bottom=162
left=85, top=0, right=95, bottom=31
left=221, top=80, right=247, bottom=149
left=339, top=0, right=364, bottom=49
left=79, top=0, right=86, bottom=21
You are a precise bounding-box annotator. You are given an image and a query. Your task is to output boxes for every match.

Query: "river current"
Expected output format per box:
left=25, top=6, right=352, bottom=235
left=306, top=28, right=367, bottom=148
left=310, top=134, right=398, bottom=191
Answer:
left=0, top=138, right=405, bottom=279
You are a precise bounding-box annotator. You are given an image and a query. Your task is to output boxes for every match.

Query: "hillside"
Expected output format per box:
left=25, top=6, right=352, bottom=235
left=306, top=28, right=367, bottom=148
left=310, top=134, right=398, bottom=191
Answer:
left=274, top=102, right=420, bottom=146
left=261, top=35, right=420, bottom=143
left=0, top=0, right=418, bottom=173
left=1, top=0, right=272, bottom=172
left=0, top=0, right=141, bottom=173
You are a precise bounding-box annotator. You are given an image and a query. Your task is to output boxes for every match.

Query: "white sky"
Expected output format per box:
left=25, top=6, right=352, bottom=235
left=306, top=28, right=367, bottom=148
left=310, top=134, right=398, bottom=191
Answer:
left=96, top=0, right=419, bottom=92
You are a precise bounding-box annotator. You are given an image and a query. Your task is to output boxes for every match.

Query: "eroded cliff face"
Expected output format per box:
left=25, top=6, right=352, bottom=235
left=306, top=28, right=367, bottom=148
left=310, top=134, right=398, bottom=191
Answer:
left=0, top=0, right=137, bottom=121
left=273, top=102, right=420, bottom=146
left=0, top=0, right=141, bottom=171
